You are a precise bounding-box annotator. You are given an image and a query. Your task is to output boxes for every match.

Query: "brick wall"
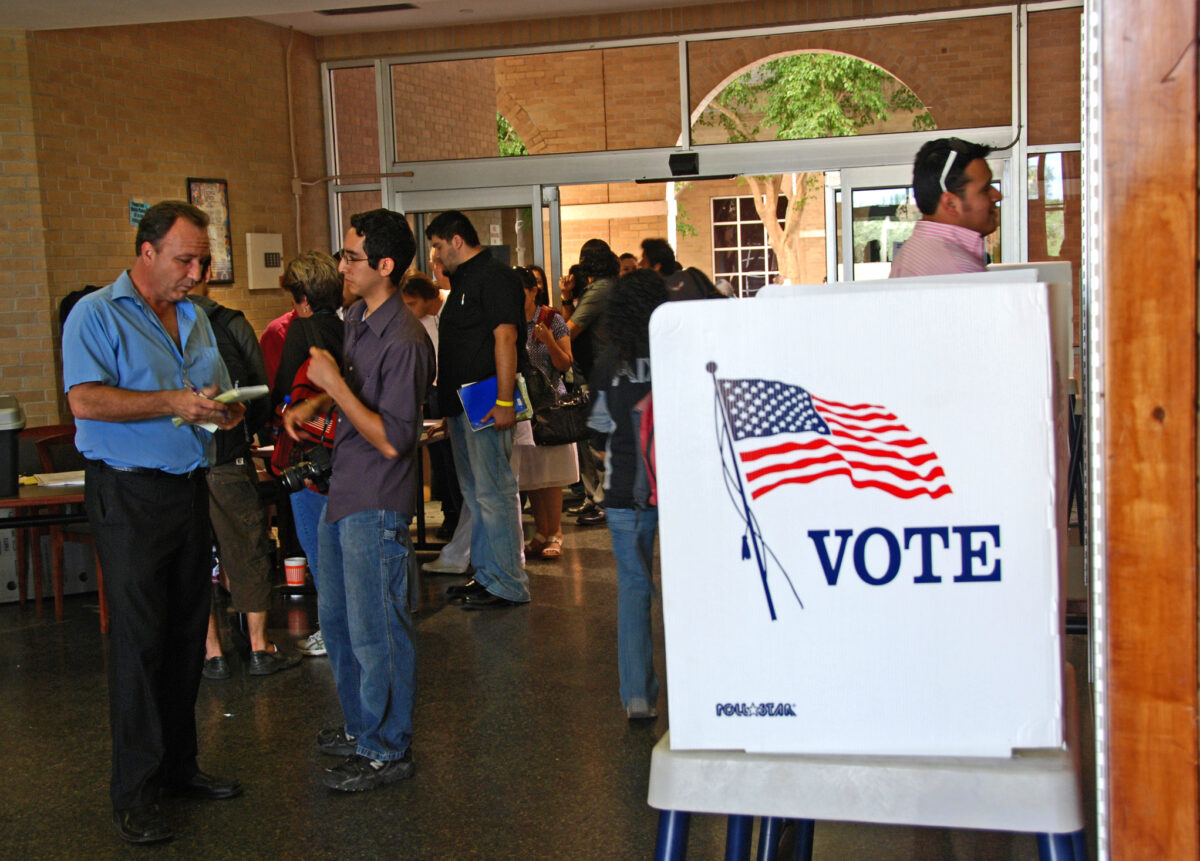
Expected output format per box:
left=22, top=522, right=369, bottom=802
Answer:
left=332, top=65, right=379, bottom=175
left=495, top=44, right=681, bottom=156
left=319, top=0, right=1017, bottom=62
left=393, top=58, right=496, bottom=161
left=1027, top=8, right=1082, bottom=145
left=688, top=17, right=1012, bottom=131
left=0, top=31, right=57, bottom=425
left=9, top=20, right=328, bottom=421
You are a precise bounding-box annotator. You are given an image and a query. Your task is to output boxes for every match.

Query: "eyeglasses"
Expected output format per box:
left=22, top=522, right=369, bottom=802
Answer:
left=338, top=249, right=369, bottom=264
left=938, top=149, right=959, bottom=193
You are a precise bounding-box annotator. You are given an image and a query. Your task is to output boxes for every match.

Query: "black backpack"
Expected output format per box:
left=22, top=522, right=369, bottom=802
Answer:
left=200, top=302, right=268, bottom=463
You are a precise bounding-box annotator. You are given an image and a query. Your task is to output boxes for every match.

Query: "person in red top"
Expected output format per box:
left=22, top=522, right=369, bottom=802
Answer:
left=259, top=307, right=294, bottom=392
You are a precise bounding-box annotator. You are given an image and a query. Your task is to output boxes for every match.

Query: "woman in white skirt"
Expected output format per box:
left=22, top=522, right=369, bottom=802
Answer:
left=510, top=267, right=579, bottom=559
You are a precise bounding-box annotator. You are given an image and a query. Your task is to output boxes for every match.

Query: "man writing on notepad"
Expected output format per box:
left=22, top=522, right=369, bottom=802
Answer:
left=62, top=200, right=246, bottom=844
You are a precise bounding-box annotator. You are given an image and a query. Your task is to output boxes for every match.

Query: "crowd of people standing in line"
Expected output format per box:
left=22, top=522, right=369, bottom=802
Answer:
left=64, top=135, right=998, bottom=843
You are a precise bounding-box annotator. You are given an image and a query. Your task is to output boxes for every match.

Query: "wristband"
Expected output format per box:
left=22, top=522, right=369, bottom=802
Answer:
left=495, top=399, right=514, bottom=407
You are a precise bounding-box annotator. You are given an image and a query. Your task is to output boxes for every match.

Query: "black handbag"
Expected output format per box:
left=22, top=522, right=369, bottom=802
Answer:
left=525, top=368, right=592, bottom=447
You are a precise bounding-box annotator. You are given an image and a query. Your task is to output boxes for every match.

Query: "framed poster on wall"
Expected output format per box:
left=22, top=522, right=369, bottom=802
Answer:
left=186, top=177, right=233, bottom=283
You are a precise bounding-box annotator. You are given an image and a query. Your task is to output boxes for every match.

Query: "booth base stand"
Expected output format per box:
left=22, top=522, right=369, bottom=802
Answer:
left=647, top=731, right=1087, bottom=861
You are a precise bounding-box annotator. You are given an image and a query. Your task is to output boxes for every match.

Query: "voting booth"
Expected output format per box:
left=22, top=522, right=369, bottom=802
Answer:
left=651, top=279, right=1065, bottom=757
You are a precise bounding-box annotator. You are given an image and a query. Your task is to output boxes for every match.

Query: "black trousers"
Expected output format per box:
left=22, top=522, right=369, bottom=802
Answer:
left=428, top=438, right=462, bottom=524
left=84, top=461, right=211, bottom=810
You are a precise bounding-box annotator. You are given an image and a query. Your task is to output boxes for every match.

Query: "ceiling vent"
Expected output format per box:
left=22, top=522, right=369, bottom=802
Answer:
left=317, top=3, right=418, bottom=15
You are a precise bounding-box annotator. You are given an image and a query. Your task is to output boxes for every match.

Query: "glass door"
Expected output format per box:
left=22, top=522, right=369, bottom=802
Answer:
left=827, top=159, right=1013, bottom=283
left=393, top=186, right=553, bottom=290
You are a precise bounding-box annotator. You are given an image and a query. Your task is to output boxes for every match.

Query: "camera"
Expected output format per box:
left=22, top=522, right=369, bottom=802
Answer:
left=278, top=445, right=332, bottom=494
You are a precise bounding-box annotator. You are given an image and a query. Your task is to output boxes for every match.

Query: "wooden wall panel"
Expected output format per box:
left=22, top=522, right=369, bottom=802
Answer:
left=1102, top=0, right=1199, bottom=856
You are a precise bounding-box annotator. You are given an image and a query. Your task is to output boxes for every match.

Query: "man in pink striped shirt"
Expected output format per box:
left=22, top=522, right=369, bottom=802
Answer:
left=889, top=138, right=1002, bottom=278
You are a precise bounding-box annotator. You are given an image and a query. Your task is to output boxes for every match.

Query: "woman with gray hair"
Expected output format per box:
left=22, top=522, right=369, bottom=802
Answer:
left=274, top=250, right=345, bottom=658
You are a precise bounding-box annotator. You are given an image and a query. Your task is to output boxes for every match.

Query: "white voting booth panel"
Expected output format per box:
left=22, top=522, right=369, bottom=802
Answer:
left=761, top=267, right=1075, bottom=643
left=650, top=281, right=1063, bottom=756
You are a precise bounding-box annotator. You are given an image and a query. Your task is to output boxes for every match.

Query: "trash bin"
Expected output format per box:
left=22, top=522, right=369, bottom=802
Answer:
left=0, top=395, right=27, bottom=498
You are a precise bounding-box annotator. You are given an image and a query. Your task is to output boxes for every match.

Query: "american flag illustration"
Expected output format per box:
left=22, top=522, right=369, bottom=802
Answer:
left=717, top=378, right=953, bottom=501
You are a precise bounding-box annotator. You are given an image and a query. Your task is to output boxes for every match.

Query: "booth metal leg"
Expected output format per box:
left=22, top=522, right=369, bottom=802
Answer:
left=755, top=816, right=786, bottom=860
left=724, top=815, right=753, bottom=860
left=715, top=820, right=744, bottom=858
left=792, top=819, right=815, bottom=861
left=655, top=810, right=691, bottom=861
left=1070, top=829, right=1090, bottom=860
left=1037, top=831, right=1084, bottom=861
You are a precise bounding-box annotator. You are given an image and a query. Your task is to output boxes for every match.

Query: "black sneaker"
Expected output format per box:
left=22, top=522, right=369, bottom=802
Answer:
left=316, top=726, right=357, bottom=757
left=576, top=503, right=607, bottom=526
left=249, top=647, right=303, bottom=676
left=565, top=499, right=592, bottom=517
left=201, top=656, right=230, bottom=680
left=322, top=751, right=414, bottom=792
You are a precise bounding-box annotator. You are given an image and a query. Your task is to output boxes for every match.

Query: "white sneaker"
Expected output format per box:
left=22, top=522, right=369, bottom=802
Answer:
left=297, top=629, right=326, bottom=656
left=625, top=698, right=658, bottom=720
left=420, top=557, right=469, bottom=575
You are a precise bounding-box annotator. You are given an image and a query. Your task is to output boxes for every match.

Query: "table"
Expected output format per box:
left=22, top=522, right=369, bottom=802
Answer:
left=0, top=483, right=89, bottom=619
left=415, top=419, right=448, bottom=551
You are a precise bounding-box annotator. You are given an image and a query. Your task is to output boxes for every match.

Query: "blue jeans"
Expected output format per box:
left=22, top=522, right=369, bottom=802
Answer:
left=317, top=506, right=415, bottom=761
left=448, top=413, right=529, bottom=603
left=290, top=488, right=325, bottom=591
left=608, top=506, right=660, bottom=708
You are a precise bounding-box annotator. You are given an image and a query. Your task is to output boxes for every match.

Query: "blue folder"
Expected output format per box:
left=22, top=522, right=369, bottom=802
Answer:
left=457, top=376, right=529, bottom=431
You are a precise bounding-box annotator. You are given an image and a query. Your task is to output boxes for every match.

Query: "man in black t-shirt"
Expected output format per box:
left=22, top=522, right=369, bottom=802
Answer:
left=425, top=211, right=531, bottom=610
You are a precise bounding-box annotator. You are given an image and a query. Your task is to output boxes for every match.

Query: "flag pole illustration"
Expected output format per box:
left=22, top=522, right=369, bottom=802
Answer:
left=710, top=363, right=953, bottom=621
left=709, top=361, right=786, bottom=621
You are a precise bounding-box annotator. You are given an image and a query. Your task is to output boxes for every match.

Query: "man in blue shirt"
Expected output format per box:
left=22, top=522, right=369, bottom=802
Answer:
left=283, top=208, right=433, bottom=792
left=62, top=200, right=246, bottom=844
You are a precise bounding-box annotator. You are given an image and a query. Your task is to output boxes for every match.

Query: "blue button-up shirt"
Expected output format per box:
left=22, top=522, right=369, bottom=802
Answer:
left=62, top=271, right=231, bottom=473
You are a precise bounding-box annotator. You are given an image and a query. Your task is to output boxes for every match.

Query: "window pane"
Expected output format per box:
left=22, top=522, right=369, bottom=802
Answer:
left=1025, top=150, right=1082, bottom=378
left=850, top=186, right=919, bottom=280
left=741, top=248, right=765, bottom=272
left=392, top=58, right=496, bottom=162
left=739, top=198, right=759, bottom=220
left=330, top=66, right=379, bottom=184
left=712, top=198, right=738, bottom=222
left=688, top=21, right=1010, bottom=148
left=389, top=43, right=681, bottom=163
left=337, top=190, right=384, bottom=239
left=715, top=250, right=741, bottom=273
left=713, top=224, right=738, bottom=248
left=740, top=222, right=764, bottom=246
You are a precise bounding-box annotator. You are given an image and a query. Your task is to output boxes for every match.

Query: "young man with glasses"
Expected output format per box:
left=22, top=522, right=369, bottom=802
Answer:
left=283, top=208, right=434, bottom=792
left=889, top=137, right=1003, bottom=278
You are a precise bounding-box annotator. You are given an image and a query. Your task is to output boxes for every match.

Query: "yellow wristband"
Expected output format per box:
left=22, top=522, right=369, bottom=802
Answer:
left=495, top=399, right=514, bottom=407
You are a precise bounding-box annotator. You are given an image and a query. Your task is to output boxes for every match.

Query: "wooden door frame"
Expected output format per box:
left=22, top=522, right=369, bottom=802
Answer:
left=1101, top=0, right=1199, bottom=856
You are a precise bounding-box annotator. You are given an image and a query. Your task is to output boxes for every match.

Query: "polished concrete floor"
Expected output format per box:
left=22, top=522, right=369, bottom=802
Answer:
left=0, top=503, right=1094, bottom=859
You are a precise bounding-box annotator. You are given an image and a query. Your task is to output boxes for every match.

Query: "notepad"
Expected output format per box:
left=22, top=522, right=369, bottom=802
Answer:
left=34, top=471, right=85, bottom=487
left=172, top=384, right=270, bottom=430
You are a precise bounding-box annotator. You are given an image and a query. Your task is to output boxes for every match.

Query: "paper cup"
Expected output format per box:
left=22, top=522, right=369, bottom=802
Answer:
left=284, top=556, right=308, bottom=587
